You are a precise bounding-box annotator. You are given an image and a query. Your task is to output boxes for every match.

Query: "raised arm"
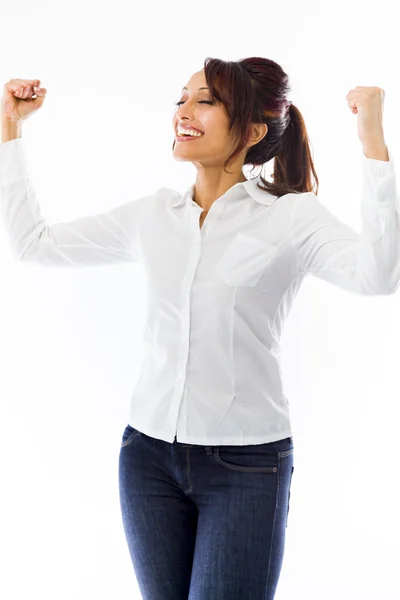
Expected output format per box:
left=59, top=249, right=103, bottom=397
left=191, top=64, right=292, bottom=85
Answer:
left=290, top=148, right=400, bottom=295
left=0, top=137, right=153, bottom=267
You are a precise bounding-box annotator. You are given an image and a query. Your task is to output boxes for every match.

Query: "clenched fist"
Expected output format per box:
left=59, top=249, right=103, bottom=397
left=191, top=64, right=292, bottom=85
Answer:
left=346, top=85, right=386, bottom=148
left=1, top=78, right=47, bottom=123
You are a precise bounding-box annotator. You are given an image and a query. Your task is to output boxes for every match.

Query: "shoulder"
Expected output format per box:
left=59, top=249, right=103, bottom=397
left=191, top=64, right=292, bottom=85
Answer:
left=127, top=186, right=180, bottom=215
left=147, top=186, right=182, bottom=208
left=289, top=190, right=340, bottom=232
left=290, top=191, right=324, bottom=214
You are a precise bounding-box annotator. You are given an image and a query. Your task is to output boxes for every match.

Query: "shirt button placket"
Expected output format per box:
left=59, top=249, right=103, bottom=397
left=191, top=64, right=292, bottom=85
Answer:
left=174, top=233, right=202, bottom=431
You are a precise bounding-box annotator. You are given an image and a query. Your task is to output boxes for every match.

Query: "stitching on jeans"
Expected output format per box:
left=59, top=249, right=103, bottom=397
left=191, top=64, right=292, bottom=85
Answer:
left=213, top=449, right=278, bottom=473
left=121, top=431, right=140, bottom=448
left=184, top=447, right=193, bottom=494
left=265, top=451, right=280, bottom=596
left=277, top=449, right=293, bottom=458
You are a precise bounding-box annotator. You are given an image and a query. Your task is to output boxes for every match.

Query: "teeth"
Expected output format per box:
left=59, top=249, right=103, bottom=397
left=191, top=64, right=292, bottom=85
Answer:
left=177, top=129, right=202, bottom=137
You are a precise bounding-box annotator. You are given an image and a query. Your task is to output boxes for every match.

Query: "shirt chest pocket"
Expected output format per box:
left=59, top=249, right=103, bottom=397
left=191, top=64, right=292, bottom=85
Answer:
left=214, top=232, right=279, bottom=287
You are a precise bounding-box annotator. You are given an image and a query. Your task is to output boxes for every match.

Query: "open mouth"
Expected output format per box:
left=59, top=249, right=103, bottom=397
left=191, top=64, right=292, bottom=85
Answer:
left=176, top=131, right=204, bottom=140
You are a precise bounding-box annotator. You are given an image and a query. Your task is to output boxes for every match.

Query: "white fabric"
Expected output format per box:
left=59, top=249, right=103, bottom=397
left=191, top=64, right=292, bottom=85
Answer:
left=1, top=137, right=399, bottom=445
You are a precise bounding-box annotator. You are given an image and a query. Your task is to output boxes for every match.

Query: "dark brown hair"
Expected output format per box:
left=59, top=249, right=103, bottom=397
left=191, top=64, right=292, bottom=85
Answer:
left=174, top=56, right=319, bottom=198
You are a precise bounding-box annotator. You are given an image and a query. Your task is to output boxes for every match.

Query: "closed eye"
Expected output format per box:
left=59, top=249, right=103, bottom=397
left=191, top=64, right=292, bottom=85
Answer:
left=175, top=101, right=214, bottom=106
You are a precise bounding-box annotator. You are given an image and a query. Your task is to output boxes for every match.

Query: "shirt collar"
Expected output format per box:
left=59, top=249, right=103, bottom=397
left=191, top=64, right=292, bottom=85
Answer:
left=170, top=174, right=277, bottom=208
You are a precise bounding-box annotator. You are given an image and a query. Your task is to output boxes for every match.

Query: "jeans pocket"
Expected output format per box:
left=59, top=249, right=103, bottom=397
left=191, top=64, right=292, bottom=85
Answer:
left=212, top=442, right=279, bottom=473
left=121, top=424, right=142, bottom=448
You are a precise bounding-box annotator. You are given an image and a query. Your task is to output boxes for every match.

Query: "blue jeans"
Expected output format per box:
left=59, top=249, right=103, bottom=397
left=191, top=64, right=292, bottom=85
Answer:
left=118, top=424, right=294, bottom=600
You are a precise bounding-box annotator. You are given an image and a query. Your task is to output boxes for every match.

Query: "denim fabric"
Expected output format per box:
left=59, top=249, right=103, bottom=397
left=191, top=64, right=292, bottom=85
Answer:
left=118, top=424, right=294, bottom=600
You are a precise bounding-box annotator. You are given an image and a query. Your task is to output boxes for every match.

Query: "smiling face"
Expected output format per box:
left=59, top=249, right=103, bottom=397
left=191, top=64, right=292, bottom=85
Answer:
left=172, top=68, right=268, bottom=175
left=172, top=69, right=242, bottom=170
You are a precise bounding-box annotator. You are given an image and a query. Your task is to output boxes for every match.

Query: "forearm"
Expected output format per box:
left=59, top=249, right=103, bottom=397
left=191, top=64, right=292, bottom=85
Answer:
left=1, top=119, right=22, bottom=144
left=363, top=141, right=389, bottom=161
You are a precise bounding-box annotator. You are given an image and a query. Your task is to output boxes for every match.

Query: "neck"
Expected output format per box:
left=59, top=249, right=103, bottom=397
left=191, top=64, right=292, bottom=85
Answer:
left=193, top=171, right=247, bottom=211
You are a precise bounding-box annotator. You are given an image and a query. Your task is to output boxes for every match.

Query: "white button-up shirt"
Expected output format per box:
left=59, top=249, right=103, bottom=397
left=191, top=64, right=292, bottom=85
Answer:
left=1, top=137, right=400, bottom=445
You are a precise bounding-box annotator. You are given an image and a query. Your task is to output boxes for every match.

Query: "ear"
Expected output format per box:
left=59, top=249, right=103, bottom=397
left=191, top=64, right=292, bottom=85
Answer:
left=248, top=123, right=268, bottom=148
left=252, top=123, right=268, bottom=144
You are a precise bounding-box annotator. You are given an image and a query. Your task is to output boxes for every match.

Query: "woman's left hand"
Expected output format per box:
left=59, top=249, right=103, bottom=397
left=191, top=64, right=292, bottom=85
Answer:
left=346, top=86, right=386, bottom=147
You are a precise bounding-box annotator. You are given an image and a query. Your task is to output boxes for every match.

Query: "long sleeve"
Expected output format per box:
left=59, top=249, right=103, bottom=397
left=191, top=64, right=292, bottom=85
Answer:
left=289, top=147, right=400, bottom=295
left=0, top=137, right=150, bottom=267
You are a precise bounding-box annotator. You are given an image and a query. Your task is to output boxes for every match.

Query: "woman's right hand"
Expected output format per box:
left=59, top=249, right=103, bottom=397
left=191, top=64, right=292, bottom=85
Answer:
left=1, top=78, right=47, bottom=123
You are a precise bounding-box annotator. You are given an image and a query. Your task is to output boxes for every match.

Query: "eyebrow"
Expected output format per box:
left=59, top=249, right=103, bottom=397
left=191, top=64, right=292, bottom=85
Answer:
left=182, top=87, right=209, bottom=91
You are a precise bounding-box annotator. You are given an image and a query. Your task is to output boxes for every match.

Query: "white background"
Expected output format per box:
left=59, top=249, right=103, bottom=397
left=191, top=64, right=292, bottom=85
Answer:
left=0, top=0, right=399, bottom=598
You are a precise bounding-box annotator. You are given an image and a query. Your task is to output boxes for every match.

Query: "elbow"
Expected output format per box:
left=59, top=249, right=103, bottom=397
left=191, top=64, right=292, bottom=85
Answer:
left=386, top=278, right=400, bottom=296
left=363, top=284, right=398, bottom=297
left=357, top=274, right=399, bottom=296
left=382, top=269, right=400, bottom=295
left=18, top=228, right=47, bottom=262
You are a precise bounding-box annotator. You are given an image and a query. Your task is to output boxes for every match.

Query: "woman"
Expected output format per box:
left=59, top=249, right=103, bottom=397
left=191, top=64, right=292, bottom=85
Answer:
left=1, top=56, right=398, bottom=600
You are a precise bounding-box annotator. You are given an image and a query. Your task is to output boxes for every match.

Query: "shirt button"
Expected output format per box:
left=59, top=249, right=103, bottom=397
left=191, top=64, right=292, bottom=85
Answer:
left=379, top=170, right=385, bottom=177
left=379, top=196, right=385, bottom=202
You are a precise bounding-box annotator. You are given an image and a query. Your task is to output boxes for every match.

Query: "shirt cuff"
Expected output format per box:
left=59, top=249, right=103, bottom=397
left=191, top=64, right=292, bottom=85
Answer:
left=0, top=137, right=30, bottom=188
left=361, top=145, right=399, bottom=209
